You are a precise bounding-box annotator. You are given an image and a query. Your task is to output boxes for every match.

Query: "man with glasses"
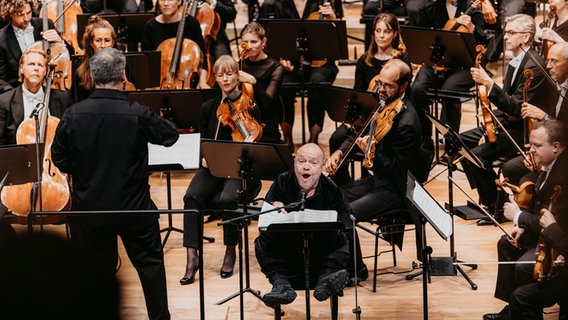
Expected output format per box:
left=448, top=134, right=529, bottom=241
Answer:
left=324, top=59, right=423, bottom=285
left=460, top=14, right=556, bottom=225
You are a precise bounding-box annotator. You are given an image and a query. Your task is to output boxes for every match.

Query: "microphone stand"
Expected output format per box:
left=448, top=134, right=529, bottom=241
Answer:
left=350, top=214, right=362, bottom=320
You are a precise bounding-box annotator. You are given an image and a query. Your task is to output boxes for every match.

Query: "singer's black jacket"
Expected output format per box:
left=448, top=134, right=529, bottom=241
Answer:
left=0, top=85, right=70, bottom=145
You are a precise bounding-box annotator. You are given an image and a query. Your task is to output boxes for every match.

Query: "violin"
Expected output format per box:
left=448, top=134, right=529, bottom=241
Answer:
left=494, top=178, right=535, bottom=209
left=523, top=69, right=538, bottom=149
left=362, top=98, right=406, bottom=168
left=158, top=0, right=203, bottom=89
left=216, top=89, right=263, bottom=142
left=187, top=0, right=221, bottom=87
left=239, top=42, right=254, bottom=98
left=539, top=4, right=557, bottom=60
left=533, top=185, right=562, bottom=282
left=31, top=0, right=72, bottom=91
left=366, top=48, right=406, bottom=92
left=307, top=0, right=335, bottom=67
left=0, top=63, right=70, bottom=223
left=475, top=45, right=497, bottom=143
left=443, top=0, right=479, bottom=33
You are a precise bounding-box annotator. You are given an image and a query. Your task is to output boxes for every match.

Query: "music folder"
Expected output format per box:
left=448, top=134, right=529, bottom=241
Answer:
left=257, top=202, right=338, bottom=231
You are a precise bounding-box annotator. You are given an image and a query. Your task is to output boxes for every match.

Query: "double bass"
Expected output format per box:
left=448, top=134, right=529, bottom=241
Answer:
left=158, top=0, right=203, bottom=89
left=0, top=63, right=70, bottom=222
left=41, top=0, right=84, bottom=55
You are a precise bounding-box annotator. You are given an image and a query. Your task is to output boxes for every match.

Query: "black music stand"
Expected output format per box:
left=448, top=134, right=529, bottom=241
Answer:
left=401, top=26, right=477, bottom=165
left=201, top=139, right=293, bottom=320
left=315, top=84, right=380, bottom=126
left=129, top=89, right=215, bottom=246
left=260, top=19, right=348, bottom=144
left=77, top=13, right=154, bottom=52
left=123, top=51, right=162, bottom=89
left=426, top=113, right=482, bottom=290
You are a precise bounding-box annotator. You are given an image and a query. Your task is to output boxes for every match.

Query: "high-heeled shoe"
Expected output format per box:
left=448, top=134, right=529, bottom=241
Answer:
left=180, top=264, right=198, bottom=285
left=220, top=245, right=236, bottom=279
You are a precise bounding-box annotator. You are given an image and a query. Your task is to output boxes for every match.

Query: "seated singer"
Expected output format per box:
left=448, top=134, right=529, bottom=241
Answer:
left=410, top=0, right=488, bottom=133
left=255, top=143, right=350, bottom=308
left=482, top=119, right=568, bottom=320
left=463, top=13, right=555, bottom=224
left=325, top=59, right=422, bottom=283
left=181, top=55, right=262, bottom=285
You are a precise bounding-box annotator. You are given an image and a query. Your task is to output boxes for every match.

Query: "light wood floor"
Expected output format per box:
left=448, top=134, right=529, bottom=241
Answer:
left=9, top=2, right=562, bottom=319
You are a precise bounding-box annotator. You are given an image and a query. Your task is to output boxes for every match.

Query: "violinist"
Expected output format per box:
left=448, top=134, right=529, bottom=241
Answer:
left=180, top=55, right=262, bottom=285
left=239, top=22, right=284, bottom=143
left=463, top=14, right=556, bottom=225
left=259, top=0, right=343, bottom=146
left=329, top=13, right=416, bottom=187
left=0, top=0, right=64, bottom=92
left=324, top=59, right=422, bottom=285
left=410, top=0, right=487, bottom=133
left=141, top=0, right=209, bottom=89
left=498, top=42, right=568, bottom=202
left=72, top=15, right=118, bottom=102
left=0, top=48, right=71, bottom=146
left=483, top=119, right=568, bottom=320
left=540, top=0, right=568, bottom=48
left=203, top=0, right=237, bottom=59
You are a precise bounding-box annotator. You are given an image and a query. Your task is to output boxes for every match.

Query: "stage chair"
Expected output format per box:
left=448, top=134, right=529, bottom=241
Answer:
left=356, top=209, right=416, bottom=292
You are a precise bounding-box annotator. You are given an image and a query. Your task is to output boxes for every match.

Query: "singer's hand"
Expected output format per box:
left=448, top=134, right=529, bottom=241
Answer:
left=272, top=201, right=287, bottom=214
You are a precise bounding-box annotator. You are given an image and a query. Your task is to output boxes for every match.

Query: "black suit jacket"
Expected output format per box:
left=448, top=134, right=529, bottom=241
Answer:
left=0, top=85, right=71, bottom=145
left=488, top=48, right=557, bottom=131
left=0, top=18, right=56, bottom=90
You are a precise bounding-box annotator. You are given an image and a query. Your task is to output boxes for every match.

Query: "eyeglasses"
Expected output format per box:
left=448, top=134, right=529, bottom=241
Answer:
left=504, top=30, right=528, bottom=36
left=158, top=0, right=177, bottom=3
left=375, top=80, right=396, bottom=91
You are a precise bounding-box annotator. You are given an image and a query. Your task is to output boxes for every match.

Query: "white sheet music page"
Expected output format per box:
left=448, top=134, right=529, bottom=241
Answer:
left=148, top=133, right=201, bottom=169
left=258, top=202, right=338, bottom=231
left=410, top=179, right=453, bottom=239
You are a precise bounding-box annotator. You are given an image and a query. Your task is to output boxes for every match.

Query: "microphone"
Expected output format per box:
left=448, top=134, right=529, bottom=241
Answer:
left=29, top=102, right=45, bottom=119
left=299, top=189, right=307, bottom=211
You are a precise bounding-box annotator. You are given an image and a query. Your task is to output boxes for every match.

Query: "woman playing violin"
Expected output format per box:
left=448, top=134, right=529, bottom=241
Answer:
left=239, top=22, right=284, bottom=143
left=141, top=0, right=209, bottom=88
left=540, top=0, right=568, bottom=47
left=180, top=55, right=262, bottom=285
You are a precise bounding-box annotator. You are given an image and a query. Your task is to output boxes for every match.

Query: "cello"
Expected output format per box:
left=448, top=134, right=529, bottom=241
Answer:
left=187, top=0, right=221, bottom=87
left=475, top=45, right=497, bottom=143
left=158, top=0, right=203, bottom=89
left=0, top=60, right=70, bottom=222
left=31, top=0, right=72, bottom=91
left=41, top=0, right=84, bottom=55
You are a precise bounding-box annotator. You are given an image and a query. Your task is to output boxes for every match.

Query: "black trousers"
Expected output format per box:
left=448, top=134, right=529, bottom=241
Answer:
left=69, top=215, right=170, bottom=320
left=510, top=272, right=568, bottom=320
left=494, top=235, right=536, bottom=303
left=280, top=63, right=338, bottom=127
left=255, top=230, right=349, bottom=287
left=183, top=166, right=260, bottom=248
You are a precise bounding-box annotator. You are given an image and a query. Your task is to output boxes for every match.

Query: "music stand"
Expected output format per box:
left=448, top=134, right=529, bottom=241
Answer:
left=200, top=139, right=293, bottom=320
left=315, top=84, right=380, bottom=126
left=123, top=51, right=162, bottom=89
left=426, top=113, right=482, bottom=290
left=401, top=26, right=477, bottom=165
left=77, top=13, right=154, bottom=52
left=260, top=19, right=348, bottom=144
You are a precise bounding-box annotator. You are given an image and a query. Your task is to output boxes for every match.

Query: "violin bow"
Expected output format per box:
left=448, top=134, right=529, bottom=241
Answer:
left=519, top=45, right=568, bottom=102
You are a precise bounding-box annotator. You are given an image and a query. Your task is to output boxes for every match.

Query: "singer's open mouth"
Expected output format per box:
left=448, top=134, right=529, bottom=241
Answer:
left=302, top=173, right=310, bottom=179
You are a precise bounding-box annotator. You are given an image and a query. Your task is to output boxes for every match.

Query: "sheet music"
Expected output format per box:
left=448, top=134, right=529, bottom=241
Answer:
left=148, top=133, right=200, bottom=169
left=408, top=177, right=453, bottom=240
left=258, top=202, right=338, bottom=231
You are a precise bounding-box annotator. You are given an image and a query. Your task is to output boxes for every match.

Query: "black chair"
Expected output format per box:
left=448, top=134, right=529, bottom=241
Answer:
left=356, top=209, right=416, bottom=292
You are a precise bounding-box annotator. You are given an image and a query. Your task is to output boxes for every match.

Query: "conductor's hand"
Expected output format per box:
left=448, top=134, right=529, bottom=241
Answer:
left=324, top=150, right=342, bottom=175
left=280, top=59, right=294, bottom=72
left=503, top=194, right=520, bottom=221
left=540, top=208, right=557, bottom=229
left=521, top=102, right=546, bottom=120
left=470, top=66, right=494, bottom=88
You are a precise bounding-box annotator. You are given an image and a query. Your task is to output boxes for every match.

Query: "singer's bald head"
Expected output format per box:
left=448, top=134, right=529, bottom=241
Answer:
left=547, top=42, right=568, bottom=84
left=294, top=143, right=325, bottom=193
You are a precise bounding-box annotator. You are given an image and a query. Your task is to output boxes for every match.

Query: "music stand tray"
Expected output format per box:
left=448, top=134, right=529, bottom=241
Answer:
left=123, top=51, right=162, bottom=89
left=0, top=144, right=43, bottom=186
left=315, top=85, right=380, bottom=126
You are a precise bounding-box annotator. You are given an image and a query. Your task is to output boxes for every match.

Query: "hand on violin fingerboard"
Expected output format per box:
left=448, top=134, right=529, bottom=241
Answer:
left=503, top=194, right=521, bottom=221
left=470, top=66, right=494, bottom=88
left=539, top=208, right=557, bottom=229
left=355, top=135, right=373, bottom=154
left=521, top=102, right=546, bottom=121
left=279, top=60, right=294, bottom=72
left=319, top=3, right=336, bottom=19
left=238, top=71, right=256, bottom=85
left=323, top=151, right=342, bottom=176
left=478, top=0, right=497, bottom=25
left=456, top=13, right=473, bottom=31
left=542, top=28, right=564, bottom=43
left=62, top=0, right=76, bottom=7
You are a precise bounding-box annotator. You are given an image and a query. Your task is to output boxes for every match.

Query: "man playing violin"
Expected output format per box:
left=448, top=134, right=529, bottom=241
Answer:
left=463, top=14, right=556, bottom=225
left=498, top=42, right=568, bottom=195
left=180, top=55, right=262, bottom=285
left=324, top=58, right=422, bottom=284
left=483, top=119, right=568, bottom=320
left=0, top=48, right=70, bottom=146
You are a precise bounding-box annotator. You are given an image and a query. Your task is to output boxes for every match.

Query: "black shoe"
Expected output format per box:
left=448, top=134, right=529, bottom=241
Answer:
left=483, top=305, right=510, bottom=320
left=263, top=281, right=297, bottom=308
left=477, top=217, right=494, bottom=226
left=180, top=264, right=199, bottom=285
left=220, top=245, right=236, bottom=279
left=313, top=269, right=350, bottom=302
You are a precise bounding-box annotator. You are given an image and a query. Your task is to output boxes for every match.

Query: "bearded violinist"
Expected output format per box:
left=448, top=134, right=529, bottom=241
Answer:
left=324, top=59, right=422, bottom=285
left=483, top=119, right=568, bottom=320
left=462, top=14, right=556, bottom=225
